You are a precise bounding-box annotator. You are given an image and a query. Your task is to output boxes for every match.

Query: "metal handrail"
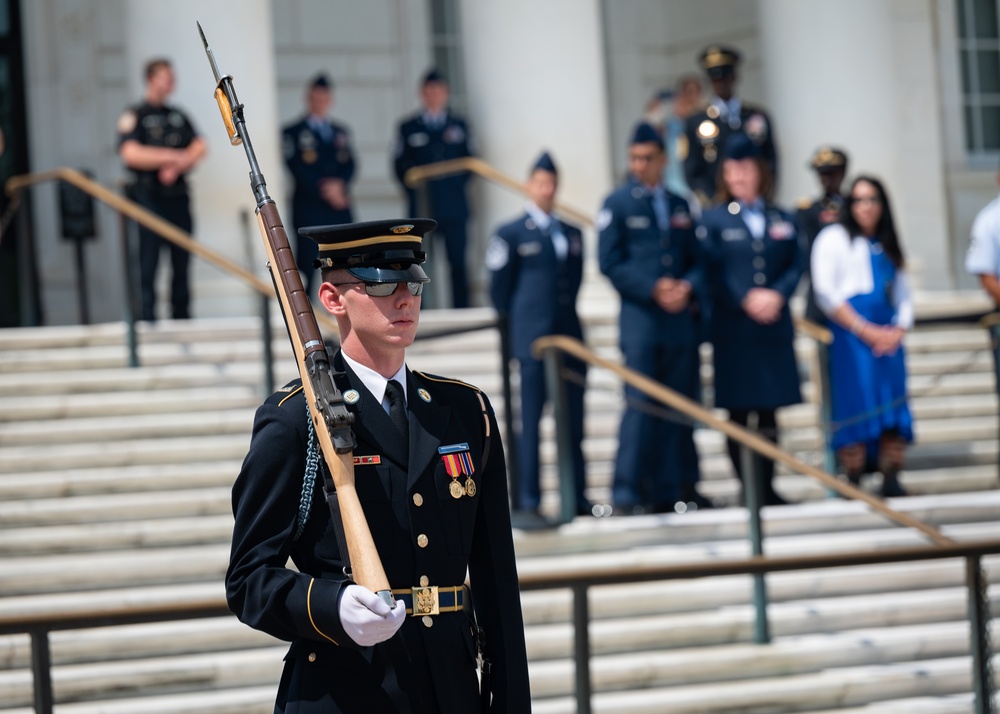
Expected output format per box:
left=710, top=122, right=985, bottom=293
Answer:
left=404, top=156, right=835, bottom=345
left=3, top=167, right=340, bottom=335
left=3, top=539, right=999, bottom=713
left=532, top=334, right=951, bottom=546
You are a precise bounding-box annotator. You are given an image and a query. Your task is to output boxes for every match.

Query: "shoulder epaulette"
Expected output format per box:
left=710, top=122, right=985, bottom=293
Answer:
left=413, top=371, right=482, bottom=393
left=278, top=385, right=305, bottom=407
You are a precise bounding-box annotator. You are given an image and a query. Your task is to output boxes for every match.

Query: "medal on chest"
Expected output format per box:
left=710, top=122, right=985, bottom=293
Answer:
left=438, top=442, right=476, bottom=498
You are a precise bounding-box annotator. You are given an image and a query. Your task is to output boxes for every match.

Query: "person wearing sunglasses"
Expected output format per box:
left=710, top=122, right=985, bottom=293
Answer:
left=227, top=219, right=530, bottom=713
left=811, top=176, right=913, bottom=498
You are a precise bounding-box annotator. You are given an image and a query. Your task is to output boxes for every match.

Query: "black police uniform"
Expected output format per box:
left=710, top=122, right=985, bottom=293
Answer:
left=682, top=46, right=777, bottom=208
left=117, top=101, right=199, bottom=321
left=701, top=170, right=803, bottom=503
left=598, top=126, right=705, bottom=512
left=226, top=220, right=530, bottom=713
left=487, top=154, right=587, bottom=513
left=392, top=76, right=474, bottom=308
left=795, top=147, right=849, bottom=323
left=282, top=78, right=357, bottom=297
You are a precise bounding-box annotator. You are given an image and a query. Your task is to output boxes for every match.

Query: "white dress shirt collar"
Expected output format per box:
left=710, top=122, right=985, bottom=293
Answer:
left=341, top=351, right=407, bottom=411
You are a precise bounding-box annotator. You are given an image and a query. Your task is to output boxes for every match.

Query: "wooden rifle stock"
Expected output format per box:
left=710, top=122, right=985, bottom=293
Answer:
left=196, top=22, right=393, bottom=605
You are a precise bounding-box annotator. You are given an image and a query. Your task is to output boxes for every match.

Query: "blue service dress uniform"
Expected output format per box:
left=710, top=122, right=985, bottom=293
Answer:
left=598, top=178, right=704, bottom=510
left=701, top=200, right=803, bottom=501
left=683, top=104, right=777, bottom=208
left=117, top=101, right=200, bottom=321
left=226, top=353, right=531, bottom=713
left=393, top=113, right=474, bottom=307
left=282, top=117, right=356, bottom=295
left=487, top=211, right=588, bottom=513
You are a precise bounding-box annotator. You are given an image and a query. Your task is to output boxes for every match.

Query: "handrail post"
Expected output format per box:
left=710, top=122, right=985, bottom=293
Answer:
left=29, top=629, right=54, bottom=714
left=966, top=555, right=994, bottom=714
left=498, top=314, right=521, bottom=511
left=543, top=348, right=576, bottom=525
left=15, top=200, right=42, bottom=326
left=572, top=584, right=592, bottom=714
left=117, top=206, right=139, bottom=368
left=740, top=412, right=770, bottom=644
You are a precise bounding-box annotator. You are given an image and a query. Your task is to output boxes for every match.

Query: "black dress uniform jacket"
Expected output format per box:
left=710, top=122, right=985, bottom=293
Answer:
left=683, top=103, right=777, bottom=207
left=796, top=194, right=845, bottom=323
left=226, top=352, right=531, bottom=713
left=701, top=202, right=804, bottom=410
left=393, top=112, right=472, bottom=220
left=282, top=117, right=357, bottom=227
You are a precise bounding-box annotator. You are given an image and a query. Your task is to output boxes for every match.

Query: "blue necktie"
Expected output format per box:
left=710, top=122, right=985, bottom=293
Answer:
left=651, top=190, right=669, bottom=232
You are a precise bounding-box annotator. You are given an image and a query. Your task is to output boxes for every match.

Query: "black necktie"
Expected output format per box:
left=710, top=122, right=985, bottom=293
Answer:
left=385, top=379, right=408, bottom=447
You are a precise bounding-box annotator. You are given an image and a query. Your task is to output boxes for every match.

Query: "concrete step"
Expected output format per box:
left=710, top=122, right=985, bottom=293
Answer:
left=0, top=387, right=261, bottom=422
left=0, top=434, right=250, bottom=474
left=532, top=655, right=987, bottom=714
left=0, top=461, right=243, bottom=501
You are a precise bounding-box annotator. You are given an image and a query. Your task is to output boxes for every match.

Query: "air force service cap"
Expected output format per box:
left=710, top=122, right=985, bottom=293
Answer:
left=630, top=121, right=665, bottom=150
left=301, top=218, right=435, bottom=284
left=722, top=132, right=761, bottom=161
left=310, top=73, right=332, bottom=90
left=531, top=151, right=558, bottom=176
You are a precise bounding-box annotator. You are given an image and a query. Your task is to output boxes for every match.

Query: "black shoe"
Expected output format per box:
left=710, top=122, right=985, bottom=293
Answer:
left=880, top=477, right=908, bottom=498
left=576, top=502, right=597, bottom=517
left=764, top=490, right=791, bottom=506
left=681, top=488, right=716, bottom=510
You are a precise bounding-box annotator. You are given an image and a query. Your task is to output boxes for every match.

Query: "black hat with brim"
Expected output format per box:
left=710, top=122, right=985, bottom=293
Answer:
left=301, top=218, right=436, bottom=283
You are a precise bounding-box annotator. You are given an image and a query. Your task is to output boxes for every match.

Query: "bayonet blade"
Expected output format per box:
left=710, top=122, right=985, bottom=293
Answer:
left=197, top=21, right=223, bottom=85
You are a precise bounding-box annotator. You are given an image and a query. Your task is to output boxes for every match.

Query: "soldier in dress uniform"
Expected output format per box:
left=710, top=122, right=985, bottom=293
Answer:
left=282, top=74, right=357, bottom=297
left=796, top=146, right=849, bottom=323
left=598, top=122, right=709, bottom=515
left=226, top=219, right=531, bottom=713
left=118, top=58, right=207, bottom=322
left=393, top=70, right=474, bottom=308
left=486, top=151, right=590, bottom=518
left=700, top=133, right=803, bottom=506
left=682, top=46, right=777, bottom=209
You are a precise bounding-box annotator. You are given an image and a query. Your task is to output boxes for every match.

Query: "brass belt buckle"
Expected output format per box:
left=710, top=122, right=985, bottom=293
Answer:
left=411, top=585, right=439, bottom=616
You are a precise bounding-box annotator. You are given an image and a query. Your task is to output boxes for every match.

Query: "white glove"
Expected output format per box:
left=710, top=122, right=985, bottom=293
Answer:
left=338, top=584, right=406, bottom=646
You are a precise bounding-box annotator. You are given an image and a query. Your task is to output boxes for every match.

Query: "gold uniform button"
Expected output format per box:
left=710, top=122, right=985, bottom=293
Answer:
left=417, top=534, right=429, bottom=548
left=419, top=575, right=429, bottom=587
left=412, top=493, right=424, bottom=506
left=422, top=616, right=434, bottom=628
left=308, top=652, right=317, bottom=663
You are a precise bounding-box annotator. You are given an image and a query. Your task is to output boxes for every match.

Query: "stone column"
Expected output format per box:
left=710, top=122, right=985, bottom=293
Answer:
left=757, top=0, right=952, bottom=288
left=124, top=0, right=284, bottom=315
left=457, top=0, right=615, bottom=302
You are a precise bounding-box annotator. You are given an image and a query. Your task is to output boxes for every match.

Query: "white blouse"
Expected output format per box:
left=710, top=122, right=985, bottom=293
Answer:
left=811, top=223, right=914, bottom=330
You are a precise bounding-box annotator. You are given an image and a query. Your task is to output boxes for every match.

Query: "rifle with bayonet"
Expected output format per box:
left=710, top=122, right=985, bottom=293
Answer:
left=196, top=22, right=394, bottom=607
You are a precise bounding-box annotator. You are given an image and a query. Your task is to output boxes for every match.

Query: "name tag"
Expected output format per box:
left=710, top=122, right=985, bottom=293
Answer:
left=408, top=132, right=429, bottom=147
left=722, top=228, right=747, bottom=242
left=517, top=241, right=543, bottom=256
left=626, top=215, right=650, bottom=230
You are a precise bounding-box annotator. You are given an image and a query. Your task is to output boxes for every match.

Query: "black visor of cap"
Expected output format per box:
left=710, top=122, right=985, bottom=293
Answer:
left=346, top=262, right=430, bottom=283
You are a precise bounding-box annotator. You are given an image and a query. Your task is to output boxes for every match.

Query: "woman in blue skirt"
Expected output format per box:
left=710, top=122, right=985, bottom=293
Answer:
left=811, top=176, right=913, bottom=497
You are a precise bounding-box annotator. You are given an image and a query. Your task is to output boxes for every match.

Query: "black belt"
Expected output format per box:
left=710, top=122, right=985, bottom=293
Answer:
left=391, top=584, right=464, bottom=616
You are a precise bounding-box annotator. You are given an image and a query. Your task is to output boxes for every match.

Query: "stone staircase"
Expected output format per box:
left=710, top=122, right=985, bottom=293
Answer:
left=1, top=291, right=999, bottom=712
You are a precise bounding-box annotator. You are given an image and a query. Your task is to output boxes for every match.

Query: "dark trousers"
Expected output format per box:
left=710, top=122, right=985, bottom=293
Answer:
left=613, top=342, right=701, bottom=508
left=433, top=218, right=468, bottom=309
left=132, top=190, right=193, bottom=321
left=725, top=408, right=781, bottom=500
left=516, top=354, right=587, bottom=511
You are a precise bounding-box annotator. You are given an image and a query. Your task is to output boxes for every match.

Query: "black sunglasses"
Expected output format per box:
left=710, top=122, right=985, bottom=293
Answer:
left=332, top=281, right=425, bottom=297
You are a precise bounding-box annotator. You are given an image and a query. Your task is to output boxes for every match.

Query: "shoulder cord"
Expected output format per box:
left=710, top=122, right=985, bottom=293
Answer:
left=293, top=404, right=321, bottom=541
